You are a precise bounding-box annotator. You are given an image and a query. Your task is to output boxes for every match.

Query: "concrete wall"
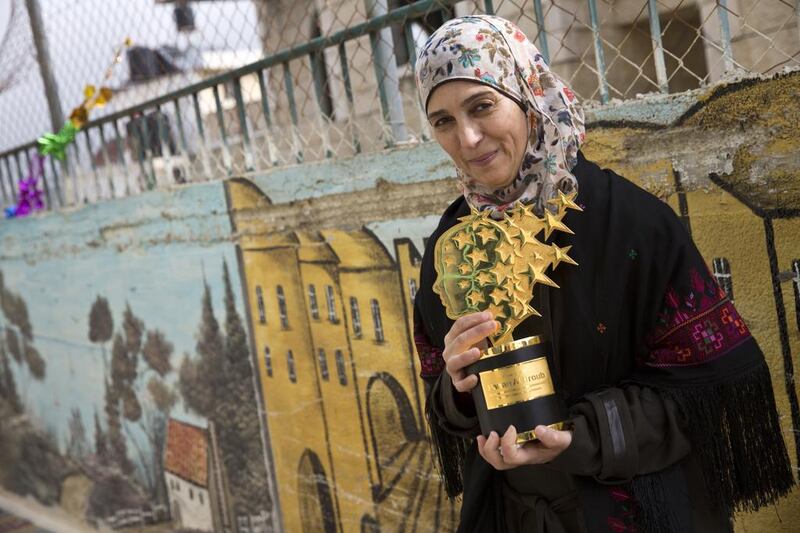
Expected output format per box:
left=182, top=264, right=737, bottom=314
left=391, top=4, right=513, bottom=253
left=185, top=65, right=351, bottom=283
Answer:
left=0, top=71, right=799, bottom=531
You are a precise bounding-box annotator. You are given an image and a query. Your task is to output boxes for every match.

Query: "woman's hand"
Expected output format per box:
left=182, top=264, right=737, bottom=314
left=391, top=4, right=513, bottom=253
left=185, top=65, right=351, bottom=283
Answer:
left=443, top=311, right=498, bottom=393
left=476, top=425, right=572, bottom=470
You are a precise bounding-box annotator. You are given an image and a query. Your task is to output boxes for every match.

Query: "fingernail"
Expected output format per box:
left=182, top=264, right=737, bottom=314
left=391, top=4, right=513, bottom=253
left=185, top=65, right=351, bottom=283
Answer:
left=493, top=320, right=500, bottom=331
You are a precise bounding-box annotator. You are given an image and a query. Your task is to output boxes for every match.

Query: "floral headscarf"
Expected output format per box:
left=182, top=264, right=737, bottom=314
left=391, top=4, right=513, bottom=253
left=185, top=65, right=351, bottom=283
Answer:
left=415, top=15, right=585, bottom=216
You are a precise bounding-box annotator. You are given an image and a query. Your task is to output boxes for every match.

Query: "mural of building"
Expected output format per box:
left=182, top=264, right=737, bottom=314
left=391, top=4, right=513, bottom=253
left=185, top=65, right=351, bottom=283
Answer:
left=228, top=178, right=458, bottom=532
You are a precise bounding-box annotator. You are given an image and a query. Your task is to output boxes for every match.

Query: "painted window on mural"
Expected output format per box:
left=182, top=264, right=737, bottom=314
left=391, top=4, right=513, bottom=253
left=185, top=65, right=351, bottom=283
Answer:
left=712, top=257, right=734, bottom=302
left=408, top=278, right=418, bottom=303
left=308, top=284, right=320, bottom=319
left=371, top=298, right=384, bottom=343
left=255, top=285, right=266, bottom=324
left=792, top=259, right=800, bottom=332
left=264, top=346, right=273, bottom=377
left=288, top=349, right=297, bottom=383
left=350, top=297, right=362, bottom=338
left=335, top=349, right=347, bottom=386
left=277, top=285, right=289, bottom=329
left=318, top=348, right=329, bottom=381
left=199, top=492, right=204, bottom=505
left=325, top=285, right=338, bottom=323
left=189, top=488, right=194, bottom=500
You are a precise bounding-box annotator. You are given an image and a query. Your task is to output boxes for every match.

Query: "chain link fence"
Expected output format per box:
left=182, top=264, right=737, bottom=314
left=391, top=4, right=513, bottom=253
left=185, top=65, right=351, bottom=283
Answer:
left=1, top=0, right=799, bottom=211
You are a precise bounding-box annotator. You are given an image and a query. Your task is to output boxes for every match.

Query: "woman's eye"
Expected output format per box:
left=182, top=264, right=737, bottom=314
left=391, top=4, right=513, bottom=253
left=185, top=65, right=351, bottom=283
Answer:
left=474, top=102, right=493, bottom=113
left=433, top=117, right=453, bottom=128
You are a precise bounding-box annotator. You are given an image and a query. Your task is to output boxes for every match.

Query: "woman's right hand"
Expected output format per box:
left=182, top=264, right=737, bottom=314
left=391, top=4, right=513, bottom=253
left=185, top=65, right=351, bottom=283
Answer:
left=443, top=311, right=499, bottom=393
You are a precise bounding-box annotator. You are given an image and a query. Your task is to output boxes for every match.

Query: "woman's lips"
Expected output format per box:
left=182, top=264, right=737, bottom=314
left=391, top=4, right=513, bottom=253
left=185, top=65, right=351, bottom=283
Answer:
left=468, top=150, right=498, bottom=166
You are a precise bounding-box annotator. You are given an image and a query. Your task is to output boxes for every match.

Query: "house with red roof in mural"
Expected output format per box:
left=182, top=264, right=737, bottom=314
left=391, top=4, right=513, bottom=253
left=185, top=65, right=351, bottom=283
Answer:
left=164, top=418, right=232, bottom=532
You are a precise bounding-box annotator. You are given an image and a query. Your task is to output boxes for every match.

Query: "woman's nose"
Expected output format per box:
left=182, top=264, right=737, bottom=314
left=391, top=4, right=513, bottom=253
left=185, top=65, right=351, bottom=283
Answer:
left=457, top=121, right=483, bottom=148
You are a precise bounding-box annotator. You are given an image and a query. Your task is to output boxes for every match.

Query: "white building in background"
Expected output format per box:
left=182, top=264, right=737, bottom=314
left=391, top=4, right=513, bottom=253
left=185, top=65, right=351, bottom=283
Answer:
left=164, top=417, right=231, bottom=532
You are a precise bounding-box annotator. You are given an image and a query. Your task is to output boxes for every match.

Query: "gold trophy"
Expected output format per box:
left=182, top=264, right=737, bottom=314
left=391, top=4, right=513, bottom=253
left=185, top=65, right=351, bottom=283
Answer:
left=433, top=191, right=581, bottom=443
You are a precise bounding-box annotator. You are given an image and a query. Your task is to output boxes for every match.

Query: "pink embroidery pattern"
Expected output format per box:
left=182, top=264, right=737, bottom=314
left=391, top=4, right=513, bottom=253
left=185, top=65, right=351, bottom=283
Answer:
left=414, top=315, right=445, bottom=378
left=645, top=268, right=752, bottom=368
left=607, top=486, right=638, bottom=532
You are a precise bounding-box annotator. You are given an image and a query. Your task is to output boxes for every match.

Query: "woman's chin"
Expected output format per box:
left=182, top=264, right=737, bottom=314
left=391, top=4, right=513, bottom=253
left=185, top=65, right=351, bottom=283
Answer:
left=472, top=172, right=515, bottom=190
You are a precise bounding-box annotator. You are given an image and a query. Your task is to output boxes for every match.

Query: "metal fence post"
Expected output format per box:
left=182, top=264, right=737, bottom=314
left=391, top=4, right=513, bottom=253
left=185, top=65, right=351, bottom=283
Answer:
left=587, top=0, right=609, bottom=103
left=25, top=0, right=64, bottom=135
left=533, top=0, right=551, bottom=65
left=365, top=0, right=408, bottom=146
left=796, top=1, right=800, bottom=48
left=717, top=0, right=735, bottom=73
left=647, top=0, right=669, bottom=93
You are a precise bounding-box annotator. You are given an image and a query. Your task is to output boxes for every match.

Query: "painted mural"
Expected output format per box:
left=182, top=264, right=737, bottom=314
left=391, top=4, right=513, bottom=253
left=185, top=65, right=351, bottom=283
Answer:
left=0, top=72, right=799, bottom=532
left=0, top=254, right=275, bottom=531
left=0, top=186, right=277, bottom=531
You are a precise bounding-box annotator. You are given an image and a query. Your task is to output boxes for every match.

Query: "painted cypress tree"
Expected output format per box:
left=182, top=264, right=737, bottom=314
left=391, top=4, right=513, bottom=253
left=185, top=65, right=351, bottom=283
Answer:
left=0, top=343, right=21, bottom=414
left=93, top=410, right=108, bottom=463
left=104, top=375, right=133, bottom=475
left=180, top=281, right=227, bottom=417
left=220, top=260, right=272, bottom=516
left=66, top=407, right=89, bottom=460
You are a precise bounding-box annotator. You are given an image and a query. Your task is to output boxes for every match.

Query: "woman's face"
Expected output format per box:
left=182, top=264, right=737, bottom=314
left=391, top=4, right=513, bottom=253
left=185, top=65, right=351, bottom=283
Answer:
left=427, top=81, right=529, bottom=190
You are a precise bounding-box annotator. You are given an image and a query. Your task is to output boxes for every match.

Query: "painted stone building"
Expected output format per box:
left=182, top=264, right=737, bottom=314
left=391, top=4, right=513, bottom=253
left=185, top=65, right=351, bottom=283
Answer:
left=229, top=178, right=456, bottom=532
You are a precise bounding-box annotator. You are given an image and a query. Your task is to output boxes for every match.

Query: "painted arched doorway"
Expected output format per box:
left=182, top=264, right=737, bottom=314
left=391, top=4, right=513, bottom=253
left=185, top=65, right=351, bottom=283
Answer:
left=366, top=372, right=422, bottom=500
left=297, top=448, right=336, bottom=533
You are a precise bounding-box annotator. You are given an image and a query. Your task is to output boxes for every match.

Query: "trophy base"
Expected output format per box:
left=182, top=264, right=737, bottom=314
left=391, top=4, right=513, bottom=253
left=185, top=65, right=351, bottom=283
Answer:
left=466, top=335, right=568, bottom=445
left=516, top=421, right=567, bottom=444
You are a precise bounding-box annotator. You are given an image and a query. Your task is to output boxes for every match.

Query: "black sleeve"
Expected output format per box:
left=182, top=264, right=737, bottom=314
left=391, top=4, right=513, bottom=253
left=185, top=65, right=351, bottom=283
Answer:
left=547, top=385, right=690, bottom=482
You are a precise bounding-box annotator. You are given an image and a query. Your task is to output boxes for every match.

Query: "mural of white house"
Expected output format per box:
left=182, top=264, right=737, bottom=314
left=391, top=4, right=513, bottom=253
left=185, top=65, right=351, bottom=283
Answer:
left=164, top=418, right=230, bottom=532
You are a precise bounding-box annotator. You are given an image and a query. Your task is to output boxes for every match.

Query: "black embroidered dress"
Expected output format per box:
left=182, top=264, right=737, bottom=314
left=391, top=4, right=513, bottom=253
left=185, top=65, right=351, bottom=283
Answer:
left=413, top=153, right=794, bottom=532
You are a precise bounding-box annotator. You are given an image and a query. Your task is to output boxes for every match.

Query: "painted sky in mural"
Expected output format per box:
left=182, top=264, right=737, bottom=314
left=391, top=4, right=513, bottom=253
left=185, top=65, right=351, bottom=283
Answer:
left=0, top=242, right=240, bottom=459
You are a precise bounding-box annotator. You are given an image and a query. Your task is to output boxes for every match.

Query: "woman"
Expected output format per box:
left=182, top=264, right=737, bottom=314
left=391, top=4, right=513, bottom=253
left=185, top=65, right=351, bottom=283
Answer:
left=412, top=15, right=794, bottom=532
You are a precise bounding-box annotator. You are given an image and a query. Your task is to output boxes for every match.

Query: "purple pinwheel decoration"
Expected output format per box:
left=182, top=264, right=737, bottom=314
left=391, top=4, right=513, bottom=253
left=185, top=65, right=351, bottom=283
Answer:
left=8, top=154, right=46, bottom=218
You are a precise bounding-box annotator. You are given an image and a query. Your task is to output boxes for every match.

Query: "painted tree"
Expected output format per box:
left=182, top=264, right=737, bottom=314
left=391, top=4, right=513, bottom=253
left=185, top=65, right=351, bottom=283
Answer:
left=179, top=262, right=273, bottom=520
left=0, top=270, right=46, bottom=386
left=103, top=303, right=179, bottom=501
left=220, top=260, right=272, bottom=516
left=88, top=296, right=113, bottom=370
left=94, top=410, right=108, bottom=462
left=0, top=343, right=22, bottom=414
left=140, top=328, right=176, bottom=504
left=179, top=281, right=226, bottom=416
left=66, top=407, right=89, bottom=461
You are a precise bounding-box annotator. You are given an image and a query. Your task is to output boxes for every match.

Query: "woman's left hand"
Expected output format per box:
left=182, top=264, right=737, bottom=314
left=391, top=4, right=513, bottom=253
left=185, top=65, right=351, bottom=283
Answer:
left=476, top=424, right=572, bottom=470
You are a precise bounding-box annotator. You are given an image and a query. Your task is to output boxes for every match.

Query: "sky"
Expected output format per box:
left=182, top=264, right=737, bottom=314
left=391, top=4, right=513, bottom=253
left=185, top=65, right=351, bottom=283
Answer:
left=0, top=0, right=262, bottom=150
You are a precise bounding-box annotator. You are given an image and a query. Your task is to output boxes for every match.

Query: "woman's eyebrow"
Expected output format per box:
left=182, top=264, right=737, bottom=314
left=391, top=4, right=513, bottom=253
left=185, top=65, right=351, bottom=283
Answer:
left=427, top=90, right=496, bottom=120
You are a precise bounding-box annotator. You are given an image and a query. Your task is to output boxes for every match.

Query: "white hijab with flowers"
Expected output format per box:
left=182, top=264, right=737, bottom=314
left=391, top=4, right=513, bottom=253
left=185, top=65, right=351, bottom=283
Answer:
left=415, top=15, right=585, bottom=216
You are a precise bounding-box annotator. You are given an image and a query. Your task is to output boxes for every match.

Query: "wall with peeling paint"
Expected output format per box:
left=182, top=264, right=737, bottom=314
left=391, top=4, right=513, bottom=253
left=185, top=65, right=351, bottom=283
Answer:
left=1, top=71, right=799, bottom=531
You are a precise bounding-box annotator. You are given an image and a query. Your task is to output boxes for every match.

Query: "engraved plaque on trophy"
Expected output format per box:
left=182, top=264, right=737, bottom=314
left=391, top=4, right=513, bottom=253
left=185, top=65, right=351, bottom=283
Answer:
left=432, top=191, right=581, bottom=443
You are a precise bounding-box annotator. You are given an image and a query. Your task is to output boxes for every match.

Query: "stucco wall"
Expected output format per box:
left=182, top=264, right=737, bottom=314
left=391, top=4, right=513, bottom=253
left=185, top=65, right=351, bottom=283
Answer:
left=0, top=71, right=798, bottom=531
